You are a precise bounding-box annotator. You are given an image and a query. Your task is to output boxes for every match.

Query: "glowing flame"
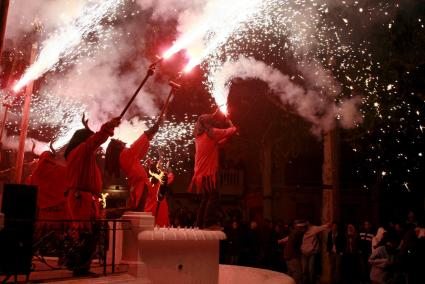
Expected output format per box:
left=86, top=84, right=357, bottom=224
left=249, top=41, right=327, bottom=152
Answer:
left=149, top=168, right=165, bottom=184
left=183, top=0, right=262, bottom=71
left=100, top=192, right=109, bottom=209
left=13, top=0, right=122, bottom=92
left=218, top=104, right=228, bottom=115
left=175, top=0, right=263, bottom=111
left=162, top=23, right=210, bottom=59
left=164, top=0, right=261, bottom=64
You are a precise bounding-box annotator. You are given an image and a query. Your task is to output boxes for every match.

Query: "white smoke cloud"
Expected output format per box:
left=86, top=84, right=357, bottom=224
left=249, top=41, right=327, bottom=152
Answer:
left=211, top=56, right=363, bottom=135
left=135, top=0, right=205, bottom=22
left=136, top=0, right=365, bottom=135
left=113, top=117, right=147, bottom=145
left=5, top=0, right=169, bottom=150
left=6, top=0, right=86, bottom=40
left=1, top=130, right=49, bottom=155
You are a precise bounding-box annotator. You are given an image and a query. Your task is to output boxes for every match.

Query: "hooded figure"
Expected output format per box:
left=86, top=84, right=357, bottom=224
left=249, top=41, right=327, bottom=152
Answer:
left=27, top=144, right=67, bottom=212
left=189, top=110, right=237, bottom=229
left=26, top=143, right=68, bottom=236
left=105, top=119, right=161, bottom=210
left=64, top=115, right=120, bottom=276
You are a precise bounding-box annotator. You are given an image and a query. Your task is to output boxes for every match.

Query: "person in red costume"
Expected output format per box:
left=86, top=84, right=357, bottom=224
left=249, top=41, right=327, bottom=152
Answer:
left=105, top=118, right=162, bottom=210
left=26, top=143, right=68, bottom=236
left=64, top=115, right=120, bottom=276
left=143, top=160, right=174, bottom=227
left=189, top=110, right=237, bottom=229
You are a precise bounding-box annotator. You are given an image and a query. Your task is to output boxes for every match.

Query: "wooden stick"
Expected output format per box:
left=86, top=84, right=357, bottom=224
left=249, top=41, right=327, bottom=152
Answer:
left=119, top=65, right=156, bottom=119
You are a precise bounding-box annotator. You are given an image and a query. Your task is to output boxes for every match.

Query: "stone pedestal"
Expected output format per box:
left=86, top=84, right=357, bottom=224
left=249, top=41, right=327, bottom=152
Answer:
left=138, top=228, right=225, bottom=284
left=119, top=211, right=226, bottom=284
left=121, top=212, right=154, bottom=263
left=120, top=211, right=155, bottom=283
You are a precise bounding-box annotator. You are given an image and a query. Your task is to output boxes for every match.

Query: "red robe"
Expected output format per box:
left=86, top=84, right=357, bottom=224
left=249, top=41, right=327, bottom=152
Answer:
left=26, top=152, right=67, bottom=210
left=189, top=126, right=236, bottom=192
left=26, top=152, right=68, bottom=232
left=119, top=133, right=150, bottom=209
left=144, top=181, right=169, bottom=227
left=144, top=172, right=174, bottom=227
left=66, top=126, right=113, bottom=229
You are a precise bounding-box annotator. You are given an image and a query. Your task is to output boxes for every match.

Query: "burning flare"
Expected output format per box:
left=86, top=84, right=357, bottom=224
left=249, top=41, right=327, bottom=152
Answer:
left=163, top=0, right=262, bottom=65
left=100, top=192, right=109, bottom=209
left=149, top=167, right=165, bottom=184
left=13, top=0, right=122, bottom=92
left=165, top=0, right=262, bottom=113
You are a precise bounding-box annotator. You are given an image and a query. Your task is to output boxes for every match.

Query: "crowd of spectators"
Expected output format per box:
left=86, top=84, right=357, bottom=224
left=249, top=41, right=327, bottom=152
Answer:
left=170, top=208, right=424, bottom=284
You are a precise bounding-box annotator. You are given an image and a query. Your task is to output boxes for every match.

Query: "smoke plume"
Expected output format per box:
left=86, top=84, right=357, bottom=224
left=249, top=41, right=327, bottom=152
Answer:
left=211, top=56, right=363, bottom=135
left=2, top=0, right=382, bottom=151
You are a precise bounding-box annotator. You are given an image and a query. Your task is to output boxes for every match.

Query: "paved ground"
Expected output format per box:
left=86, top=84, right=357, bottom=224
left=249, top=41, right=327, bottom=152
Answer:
left=1, top=259, right=130, bottom=283
left=2, top=272, right=137, bottom=284
left=2, top=264, right=293, bottom=284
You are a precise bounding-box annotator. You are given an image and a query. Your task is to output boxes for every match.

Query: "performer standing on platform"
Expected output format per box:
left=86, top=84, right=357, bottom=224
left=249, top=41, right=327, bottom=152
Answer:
left=64, top=115, right=120, bottom=276
left=189, top=110, right=237, bottom=229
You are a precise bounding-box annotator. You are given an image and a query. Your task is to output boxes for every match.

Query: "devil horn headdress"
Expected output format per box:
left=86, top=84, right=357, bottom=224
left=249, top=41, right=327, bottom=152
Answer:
left=82, top=113, right=92, bottom=131
left=31, top=140, right=39, bottom=157
left=49, top=141, right=56, bottom=156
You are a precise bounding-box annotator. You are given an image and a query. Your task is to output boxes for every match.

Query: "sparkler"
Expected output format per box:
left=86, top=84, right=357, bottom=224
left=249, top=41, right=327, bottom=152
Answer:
left=163, top=0, right=261, bottom=64
left=162, top=0, right=250, bottom=59
left=12, top=0, right=123, bottom=93
left=163, top=0, right=263, bottom=114
left=181, top=0, right=262, bottom=74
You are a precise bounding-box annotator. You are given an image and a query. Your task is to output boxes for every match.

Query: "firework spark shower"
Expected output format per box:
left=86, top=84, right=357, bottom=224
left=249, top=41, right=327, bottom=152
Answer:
left=2, top=0, right=410, bottom=171
left=210, top=56, right=363, bottom=134
left=12, top=0, right=123, bottom=92
left=141, top=0, right=394, bottom=126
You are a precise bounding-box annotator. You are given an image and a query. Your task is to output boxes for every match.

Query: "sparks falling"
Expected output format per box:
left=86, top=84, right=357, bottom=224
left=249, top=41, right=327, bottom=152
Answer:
left=163, top=0, right=262, bottom=62
left=4, top=0, right=423, bottom=191
left=112, top=115, right=195, bottom=173
left=12, top=0, right=123, bottom=92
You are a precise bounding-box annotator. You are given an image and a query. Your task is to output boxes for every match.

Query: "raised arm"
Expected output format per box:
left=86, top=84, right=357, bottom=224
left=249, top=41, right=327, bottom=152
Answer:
left=85, top=117, right=120, bottom=153
left=211, top=126, right=237, bottom=142
left=304, top=223, right=331, bottom=236
left=126, top=133, right=150, bottom=160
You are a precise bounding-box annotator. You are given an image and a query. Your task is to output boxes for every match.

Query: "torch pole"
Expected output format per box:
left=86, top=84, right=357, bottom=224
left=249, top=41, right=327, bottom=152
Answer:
left=15, top=43, right=38, bottom=184
left=119, top=61, right=161, bottom=119
left=158, top=81, right=180, bottom=119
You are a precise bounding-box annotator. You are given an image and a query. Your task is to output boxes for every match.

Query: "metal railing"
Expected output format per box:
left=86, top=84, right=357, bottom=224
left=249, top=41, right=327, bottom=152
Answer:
left=0, top=218, right=131, bottom=283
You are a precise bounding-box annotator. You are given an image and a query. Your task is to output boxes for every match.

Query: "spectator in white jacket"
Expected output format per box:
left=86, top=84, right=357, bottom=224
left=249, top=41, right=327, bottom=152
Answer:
left=368, top=233, right=397, bottom=284
left=371, top=227, right=387, bottom=254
